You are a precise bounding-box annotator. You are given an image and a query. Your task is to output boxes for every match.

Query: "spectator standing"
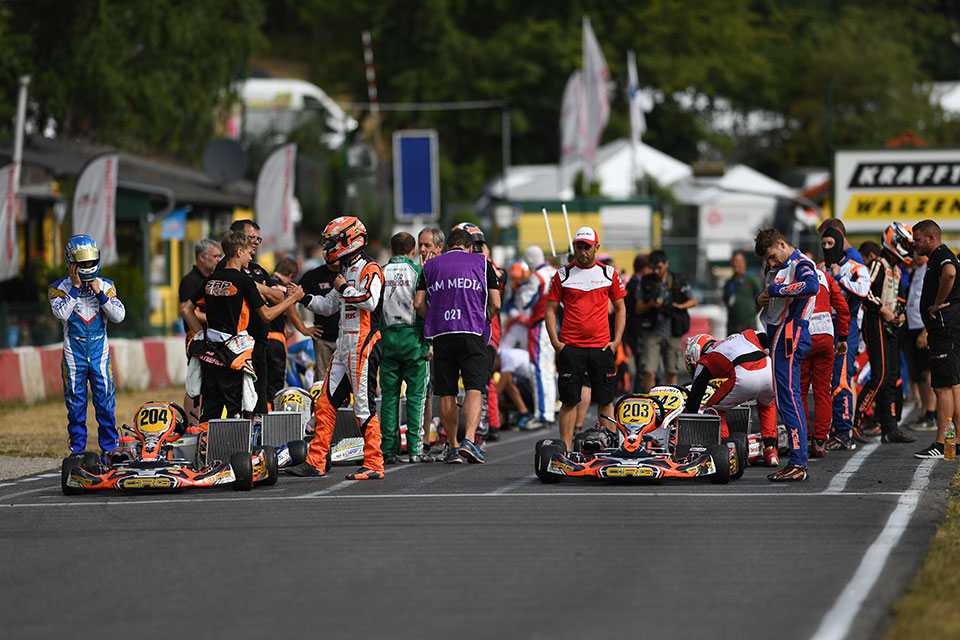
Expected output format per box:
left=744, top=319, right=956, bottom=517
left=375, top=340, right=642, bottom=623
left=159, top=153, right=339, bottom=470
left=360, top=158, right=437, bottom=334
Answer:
left=298, top=257, right=340, bottom=383
left=623, top=253, right=651, bottom=392
left=902, top=251, right=938, bottom=431
left=755, top=228, right=819, bottom=482
left=819, top=226, right=870, bottom=451
left=544, top=227, right=626, bottom=449
left=49, top=235, right=126, bottom=458
left=636, top=250, right=697, bottom=392
left=518, top=245, right=558, bottom=429
left=380, top=232, right=431, bottom=464
left=178, top=238, right=222, bottom=414
left=413, top=228, right=501, bottom=464
left=724, top=250, right=762, bottom=334
left=912, top=220, right=960, bottom=459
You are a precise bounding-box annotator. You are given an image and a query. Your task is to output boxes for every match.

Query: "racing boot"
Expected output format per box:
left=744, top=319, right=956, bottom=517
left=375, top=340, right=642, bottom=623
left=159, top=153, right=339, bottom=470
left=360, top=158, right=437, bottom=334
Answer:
left=285, top=461, right=325, bottom=477
left=345, top=467, right=384, bottom=480
left=767, top=463, right=808, bottom=482
left=826, top=433, right=856, bottom=451
left=808, top=438, right=827, bottom=459
left=762, top=445, right=779, bottom=467
left=881, top=429, right=916, bottom=444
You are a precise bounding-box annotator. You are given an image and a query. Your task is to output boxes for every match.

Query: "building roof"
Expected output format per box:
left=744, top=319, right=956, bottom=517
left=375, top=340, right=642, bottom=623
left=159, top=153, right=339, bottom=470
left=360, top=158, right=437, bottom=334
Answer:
left=0, top=136, right=253, bottom=208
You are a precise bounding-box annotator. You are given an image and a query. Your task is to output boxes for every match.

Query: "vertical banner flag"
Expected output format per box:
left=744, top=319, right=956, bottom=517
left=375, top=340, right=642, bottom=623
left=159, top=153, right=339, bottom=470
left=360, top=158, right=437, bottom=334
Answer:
left=72, top=153, right=119, bottom=266
left=581, top=16, right=610, bottom=184
left=560, top=70, right=582, bottom=164
left=255, top=142, right=297, bottom=253
left=627, top=50, right=646, bottom=188
left=0, top=164, right=18, bottom=281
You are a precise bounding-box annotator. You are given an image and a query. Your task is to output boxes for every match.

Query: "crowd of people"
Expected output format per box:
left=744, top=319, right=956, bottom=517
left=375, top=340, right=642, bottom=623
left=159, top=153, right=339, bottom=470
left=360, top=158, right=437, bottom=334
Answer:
left=51, top=212, right=959, bottom=483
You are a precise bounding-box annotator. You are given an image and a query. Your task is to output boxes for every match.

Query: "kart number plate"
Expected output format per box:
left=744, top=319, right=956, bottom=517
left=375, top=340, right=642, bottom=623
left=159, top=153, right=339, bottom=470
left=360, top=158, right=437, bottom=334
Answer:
left=136, top=404, right=174, bottom=434
left=616, top=397, right=658, bottom=426
left=649, top=387, right=685, bottom=412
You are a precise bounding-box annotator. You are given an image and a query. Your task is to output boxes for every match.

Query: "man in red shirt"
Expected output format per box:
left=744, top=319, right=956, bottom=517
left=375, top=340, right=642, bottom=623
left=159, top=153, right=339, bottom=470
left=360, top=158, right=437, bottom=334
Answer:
left=545, top=227, right=626, bottom=448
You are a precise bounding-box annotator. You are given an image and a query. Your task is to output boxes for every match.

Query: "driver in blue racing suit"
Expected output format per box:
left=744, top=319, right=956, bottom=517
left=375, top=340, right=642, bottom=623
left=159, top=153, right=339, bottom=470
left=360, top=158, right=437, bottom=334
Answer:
left=49, top=235, right=126, bottom=456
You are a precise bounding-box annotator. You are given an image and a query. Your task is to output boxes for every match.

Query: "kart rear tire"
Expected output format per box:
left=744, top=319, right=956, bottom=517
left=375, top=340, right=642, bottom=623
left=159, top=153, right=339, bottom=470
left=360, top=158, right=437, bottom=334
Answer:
left=287, top=439, right=308, bottom=466
left=724, top=433, right=748, bottom=480
left=61, top=457, right=82, bottom=496
left=254, top=446, right=279, bottom=486
left=709, top=444, right=731, bottom=485
left=230, top=452, right=254, bottom=491
left=536, top=444, right=564, bottom=484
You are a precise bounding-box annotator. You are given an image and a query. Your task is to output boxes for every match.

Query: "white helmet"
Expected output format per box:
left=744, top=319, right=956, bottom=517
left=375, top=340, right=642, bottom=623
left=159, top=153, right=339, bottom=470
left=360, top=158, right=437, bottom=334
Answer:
left=523, top=245, right=545, bottom=268
left=683, top=333, right=717, bottom=376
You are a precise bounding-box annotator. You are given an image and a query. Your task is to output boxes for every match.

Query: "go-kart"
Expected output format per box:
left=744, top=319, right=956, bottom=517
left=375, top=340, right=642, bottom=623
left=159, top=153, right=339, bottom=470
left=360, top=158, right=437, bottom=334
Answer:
left=534, top=393, right=740, bottom=484
left=61, top=401, right=277, bottom=495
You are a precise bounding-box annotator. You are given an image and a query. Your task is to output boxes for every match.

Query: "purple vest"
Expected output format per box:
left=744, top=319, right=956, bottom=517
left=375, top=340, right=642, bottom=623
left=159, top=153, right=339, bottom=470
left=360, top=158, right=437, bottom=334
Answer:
left=422, top=250, right=489, bottom=338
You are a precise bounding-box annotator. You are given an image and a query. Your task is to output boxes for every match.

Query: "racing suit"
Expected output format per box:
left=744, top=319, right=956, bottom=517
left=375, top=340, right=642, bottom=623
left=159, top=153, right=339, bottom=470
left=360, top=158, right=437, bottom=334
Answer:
left=518, top=261, right=558, bottom=424
left=758, top=249, right=819, bottom=467
left=828, top=255, right=869, bottom=437
left=685, top=330, right=777, bottom=441
left=379, top=254, right=430, bottom=459
left=855, top=254, right=905, bottom=437
left=49, top=276, right=126, bottom=452
left=800, top=268, right=850, bottom=441
left=302, top=251, right=384, bottom=473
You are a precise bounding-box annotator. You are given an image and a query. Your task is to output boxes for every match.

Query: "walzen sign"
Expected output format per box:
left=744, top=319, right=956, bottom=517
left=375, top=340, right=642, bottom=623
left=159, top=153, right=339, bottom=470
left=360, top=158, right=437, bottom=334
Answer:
left=834, top=148, right=960, bottom=232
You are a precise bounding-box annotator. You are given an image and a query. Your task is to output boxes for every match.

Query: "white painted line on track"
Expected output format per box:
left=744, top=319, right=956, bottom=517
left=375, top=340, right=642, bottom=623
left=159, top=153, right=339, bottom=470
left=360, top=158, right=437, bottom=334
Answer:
left=0, top=483, right=15, bottom=488
left=487, top=476, right=536, bottom=495
left=1, top=485, right=57, bottom=501
left=37, top=473, right=59, bottom=478
left=822, top=443, right=878, bottom=494
left=810, top=459, right=936, bottom=640
left=17, top=476, right=43, bottom=482
left=0, top=490, right=910, bottom=509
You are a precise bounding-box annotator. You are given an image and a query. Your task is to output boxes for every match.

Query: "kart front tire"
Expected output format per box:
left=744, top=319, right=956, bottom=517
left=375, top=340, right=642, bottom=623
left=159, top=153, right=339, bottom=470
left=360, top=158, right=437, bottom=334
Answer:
left=723, top=433, right=748, bottom=480
left=80, top=451, right=101, bottom=474
left=534, top=439, right=566, bottom=474
left=287, top=439, right=308, bottom=466
left=709, top=444, right=731, bottom=485
left=536, top=444, right=563, bottom=484
left=61, top=457, right=82, bottom=496
left=254, top=446, right=279, bottom=486
left=230, top=452, right=254, bottom=491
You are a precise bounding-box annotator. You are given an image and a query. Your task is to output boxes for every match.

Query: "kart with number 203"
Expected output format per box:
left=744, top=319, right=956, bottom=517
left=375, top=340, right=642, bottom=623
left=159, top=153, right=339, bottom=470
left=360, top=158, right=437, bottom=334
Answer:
left=534, top=393, right=743, bottom=484
left=61, top=401, right=278, bottom=495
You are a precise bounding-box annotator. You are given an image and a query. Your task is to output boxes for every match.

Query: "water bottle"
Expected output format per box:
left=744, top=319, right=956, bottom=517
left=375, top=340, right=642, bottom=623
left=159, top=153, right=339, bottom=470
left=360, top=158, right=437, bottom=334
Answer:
left=944, top=420, right=956, bottom=460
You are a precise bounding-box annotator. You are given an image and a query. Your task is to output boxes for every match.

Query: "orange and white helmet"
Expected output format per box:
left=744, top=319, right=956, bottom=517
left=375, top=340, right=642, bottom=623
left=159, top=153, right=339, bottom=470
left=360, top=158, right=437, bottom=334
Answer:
left=684, top=333, right=717, bottom=376
left=508, top=261, right=530, bottom=287
left=882, top=222, right=914, bottom=265
left=320, top=216, right=367, bottom=263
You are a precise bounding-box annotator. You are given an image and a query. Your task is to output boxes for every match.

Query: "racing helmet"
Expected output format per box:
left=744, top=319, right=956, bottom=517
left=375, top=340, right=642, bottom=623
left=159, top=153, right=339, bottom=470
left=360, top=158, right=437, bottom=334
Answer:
left=453, top=222, right=485, bottom=252
left=320, top=216, right=367, bottom=263
left=683, top=333, right=717, bottom=376
left=508, top=261, right=530, bottom=287
left=882, top=222, right=914, bottom=265
left=65, top=234, right=101, bottom=282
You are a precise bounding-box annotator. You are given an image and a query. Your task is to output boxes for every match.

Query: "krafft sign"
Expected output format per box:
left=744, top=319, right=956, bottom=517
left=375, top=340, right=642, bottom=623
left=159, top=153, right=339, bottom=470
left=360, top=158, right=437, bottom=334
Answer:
left=835, top=149, right=960, bottom=231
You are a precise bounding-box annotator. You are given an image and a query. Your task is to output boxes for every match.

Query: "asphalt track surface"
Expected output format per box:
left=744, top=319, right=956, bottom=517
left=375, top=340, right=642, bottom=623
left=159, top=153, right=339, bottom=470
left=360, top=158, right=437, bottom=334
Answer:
left=0, top=430, right=954, bottom=640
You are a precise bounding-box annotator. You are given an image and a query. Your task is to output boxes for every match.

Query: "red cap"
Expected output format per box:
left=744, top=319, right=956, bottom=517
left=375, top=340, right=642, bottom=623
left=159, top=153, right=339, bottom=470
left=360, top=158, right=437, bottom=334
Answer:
left=573, top=226, right=598, bottom=246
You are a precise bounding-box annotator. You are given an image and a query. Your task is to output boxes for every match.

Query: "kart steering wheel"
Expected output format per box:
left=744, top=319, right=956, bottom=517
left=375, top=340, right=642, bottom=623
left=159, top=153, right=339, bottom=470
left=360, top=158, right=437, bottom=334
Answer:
left=169, top=402, right=189, bottom=437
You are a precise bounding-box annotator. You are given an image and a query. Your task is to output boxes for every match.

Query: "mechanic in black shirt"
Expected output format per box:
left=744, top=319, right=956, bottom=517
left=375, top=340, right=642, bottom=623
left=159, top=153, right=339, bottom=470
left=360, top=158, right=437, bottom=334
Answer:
left=298, top=258, right=341, bottom=380
left=183, top=231, right=302, bottom=422
left=912, top=219, right=960, bottom=459
left=178, top=238, right=222, bottom=414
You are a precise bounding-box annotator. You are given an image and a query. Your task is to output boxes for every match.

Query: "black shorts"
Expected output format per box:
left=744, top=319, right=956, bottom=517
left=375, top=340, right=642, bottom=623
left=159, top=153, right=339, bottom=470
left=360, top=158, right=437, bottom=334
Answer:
left=556, top=344, right=616, bottom=406
left=902, top=328, right=930, bottom=381
left=252, top=339, right=269, bottom=414
left=928, top=330, right=960, bottom=389
left=265, top=338, right=287, bottom=405
left=433, top=334, right=489, bottom=396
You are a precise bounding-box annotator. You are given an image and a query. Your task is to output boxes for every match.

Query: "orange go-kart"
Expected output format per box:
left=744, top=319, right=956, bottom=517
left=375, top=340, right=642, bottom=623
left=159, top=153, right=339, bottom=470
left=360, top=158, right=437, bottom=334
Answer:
left=534, top=393, right=738, bottom=484
left=61, top=401, right=277, bottom=495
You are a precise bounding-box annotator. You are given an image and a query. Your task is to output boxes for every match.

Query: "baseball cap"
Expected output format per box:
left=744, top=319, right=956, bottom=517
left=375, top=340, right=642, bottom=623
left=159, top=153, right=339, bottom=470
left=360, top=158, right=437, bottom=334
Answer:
left=573, top=226, right=598, bottom=246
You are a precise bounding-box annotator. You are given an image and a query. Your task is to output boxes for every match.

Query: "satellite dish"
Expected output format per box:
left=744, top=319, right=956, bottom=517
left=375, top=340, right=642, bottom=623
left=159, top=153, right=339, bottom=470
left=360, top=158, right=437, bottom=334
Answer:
left=203, top=138, right=248, bottom=185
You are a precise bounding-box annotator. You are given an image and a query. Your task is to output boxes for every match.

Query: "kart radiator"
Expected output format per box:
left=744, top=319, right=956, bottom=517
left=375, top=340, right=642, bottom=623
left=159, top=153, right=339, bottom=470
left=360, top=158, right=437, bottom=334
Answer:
left=675, top=413, right=722, bottom=446
left=726, top=403, right=753, bottom=435
left=261, top=411, right=304, bottom=447
left=207, top=419, right=252, bottom=465
left=334, top=407, right=361, bottom=442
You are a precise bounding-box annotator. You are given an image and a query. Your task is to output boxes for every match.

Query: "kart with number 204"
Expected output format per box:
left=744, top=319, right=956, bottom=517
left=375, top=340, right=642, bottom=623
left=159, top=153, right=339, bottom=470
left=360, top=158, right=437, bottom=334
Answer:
left=61, top=401, right=278, bottom=495
left=534, top=393, right=743, bottom=484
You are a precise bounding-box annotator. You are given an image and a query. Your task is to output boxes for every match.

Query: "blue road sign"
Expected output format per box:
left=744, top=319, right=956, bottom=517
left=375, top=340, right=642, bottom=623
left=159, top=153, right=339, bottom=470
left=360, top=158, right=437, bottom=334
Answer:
left=393, top=130, right=439, bottom=221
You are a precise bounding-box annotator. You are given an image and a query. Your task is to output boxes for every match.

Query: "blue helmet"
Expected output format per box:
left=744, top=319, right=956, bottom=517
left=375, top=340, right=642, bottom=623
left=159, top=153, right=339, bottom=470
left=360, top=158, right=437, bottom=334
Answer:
left=65, top=235, right=101, bottom=282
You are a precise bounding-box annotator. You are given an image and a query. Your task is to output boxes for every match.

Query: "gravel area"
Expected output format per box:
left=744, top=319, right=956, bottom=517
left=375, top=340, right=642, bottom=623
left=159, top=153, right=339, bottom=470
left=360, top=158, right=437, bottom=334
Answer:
left=0, top=456, right=59, bottom=481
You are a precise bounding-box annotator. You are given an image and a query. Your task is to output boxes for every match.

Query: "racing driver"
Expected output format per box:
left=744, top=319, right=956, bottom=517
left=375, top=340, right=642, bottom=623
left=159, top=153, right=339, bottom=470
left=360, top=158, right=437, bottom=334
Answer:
left=286, top=216, right=386, bottom=480
left=49, top=235, right=126, bottom=458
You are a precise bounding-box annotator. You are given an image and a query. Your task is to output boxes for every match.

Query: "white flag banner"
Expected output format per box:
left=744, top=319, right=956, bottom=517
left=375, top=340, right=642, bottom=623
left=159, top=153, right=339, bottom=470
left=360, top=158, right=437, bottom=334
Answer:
left=627, top=50, right=646, bottom=187
left=581, top=16, right=610, bottom=184
left=560, top=70, right=583, bottom=164
left=72, top=153, right=119, bottom=266
left=0, top=164, right=19, bottom=281
left=255, top=142, right=297, bottom=253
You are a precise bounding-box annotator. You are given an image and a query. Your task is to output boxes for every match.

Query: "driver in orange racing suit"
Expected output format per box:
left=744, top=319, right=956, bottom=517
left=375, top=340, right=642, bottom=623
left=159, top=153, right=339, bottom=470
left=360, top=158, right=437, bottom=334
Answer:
left=285, top=216, right=385, bottom=480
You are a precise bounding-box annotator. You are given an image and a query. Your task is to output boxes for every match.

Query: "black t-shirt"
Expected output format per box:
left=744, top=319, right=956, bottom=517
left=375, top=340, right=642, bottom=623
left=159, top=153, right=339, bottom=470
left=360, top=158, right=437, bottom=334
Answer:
left=299, top=264, right=340, bottom=340
left=178, top=266, right=206, bottom=307
left=921, top=243, right=960, bottom=332
left=623, top=274, right=642, bottom=343
left=191, top=267, right=265, bottom=337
